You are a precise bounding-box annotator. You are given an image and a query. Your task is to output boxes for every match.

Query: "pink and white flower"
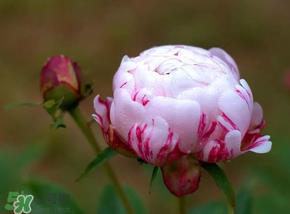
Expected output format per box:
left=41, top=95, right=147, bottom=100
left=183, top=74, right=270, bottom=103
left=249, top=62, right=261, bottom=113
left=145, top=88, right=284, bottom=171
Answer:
left=93, top=45, right=271, bottom=166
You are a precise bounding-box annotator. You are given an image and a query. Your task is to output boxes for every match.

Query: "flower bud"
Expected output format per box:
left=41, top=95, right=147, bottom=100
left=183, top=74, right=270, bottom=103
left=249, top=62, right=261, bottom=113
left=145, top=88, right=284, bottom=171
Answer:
left=40, top=55, right=82, bottom=110
left=161, top=156, right=201, bottom=197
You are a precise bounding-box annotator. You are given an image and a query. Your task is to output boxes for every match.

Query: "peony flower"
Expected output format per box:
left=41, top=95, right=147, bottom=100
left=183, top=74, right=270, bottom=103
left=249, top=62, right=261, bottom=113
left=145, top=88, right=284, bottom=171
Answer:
left=40, top=55, right=82, bottom=110
left=93, top=45, right=272, bottom=166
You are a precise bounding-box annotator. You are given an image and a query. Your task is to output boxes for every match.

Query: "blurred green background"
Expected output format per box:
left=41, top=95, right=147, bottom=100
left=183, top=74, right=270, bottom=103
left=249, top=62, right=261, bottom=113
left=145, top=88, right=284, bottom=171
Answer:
left=0, top=0, right=290, bottom=213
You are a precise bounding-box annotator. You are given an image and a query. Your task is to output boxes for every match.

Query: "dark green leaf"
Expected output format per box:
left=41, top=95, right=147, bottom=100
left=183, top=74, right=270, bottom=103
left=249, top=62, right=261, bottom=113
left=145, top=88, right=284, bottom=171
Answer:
left=76, top=147, right=117, bottom=182
left=201, top=162, right=236, bottom=212
left=149, top=167, right=159, bottom=193
left=96, top=185, right=147, bottom=214
left=22, top=179, right=83, bottom=214
left=4, top=101, right=40, bottom=111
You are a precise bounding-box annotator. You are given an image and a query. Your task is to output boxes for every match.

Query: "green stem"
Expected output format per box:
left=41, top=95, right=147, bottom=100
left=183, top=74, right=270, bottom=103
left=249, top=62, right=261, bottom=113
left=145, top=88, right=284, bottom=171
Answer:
left=179, top=197, right=186, bottom=214
left=228, top=205, right=235, bottom=214
left=69, top=107, right=133, bottom=214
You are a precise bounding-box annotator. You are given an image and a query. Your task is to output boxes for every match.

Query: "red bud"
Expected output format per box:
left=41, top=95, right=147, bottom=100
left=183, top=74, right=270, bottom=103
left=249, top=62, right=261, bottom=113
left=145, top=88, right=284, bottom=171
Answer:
left=40, top=55, right=82, bottom=110
left=161, top=156, right=201, bottom=197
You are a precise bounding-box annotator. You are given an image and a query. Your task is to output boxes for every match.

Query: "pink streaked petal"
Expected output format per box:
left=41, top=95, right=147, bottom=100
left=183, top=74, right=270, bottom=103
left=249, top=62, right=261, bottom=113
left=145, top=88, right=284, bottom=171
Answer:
left=218, top=89, right=252, bottom=136
left=113, top=56, right=135, bottom=91
left=240, top=79, right=253, bottom=102
left=224, top=130, right=242, bottom=157
left=147, top=96, right=200, bottom=153
left=128, top=117, right=180, bottom=166
left=217, top=112, right=239, bottom=131
left=198, top=113, right=207, bottom=139
left=195, top=130, right=241, bottom=162
left=196, top=113, right=219, bottom=150
left=93, top=95, right=112, bottom=132
left=131, top=88, right=153, bottom=106
left=110, top=88, right=146, bottom=141
left=250, top=102, right=264, bottom=130
left=248, top=135, right=272, bottom=153
left=107, top=126, right=136, bottom=157
left=236, top=85, right=251, bottom=110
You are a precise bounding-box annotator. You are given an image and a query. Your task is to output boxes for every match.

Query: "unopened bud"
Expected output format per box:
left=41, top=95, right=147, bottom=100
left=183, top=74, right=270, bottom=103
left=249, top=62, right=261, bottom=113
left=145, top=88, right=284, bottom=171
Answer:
left=161, top=156, right=201, bottom=197
left=40, top=55, right=82, bottom=110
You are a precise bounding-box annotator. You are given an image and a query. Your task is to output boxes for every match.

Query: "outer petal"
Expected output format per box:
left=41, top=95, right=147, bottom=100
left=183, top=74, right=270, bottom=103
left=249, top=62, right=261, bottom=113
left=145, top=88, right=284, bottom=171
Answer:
left=240, top=101, right=271, bottom=155
left=249, top=102, right=264, bottom=130
left=93, top=95, right=112, bottom=133
left=110, top=88, right=146, bottom=141
left=93, top=95, right=136, bottom=157
left=106, top=126, right=136, bottom=157
left=128, top=116, right=182, bottom=166
left=249, top=136, right=272, bottom=153
left=161, top=156, right=201, bottom=197
left=218, top=84, right=252, bottom=136
left=146, top=97, right=201, bottom=153
left=113, top=55, right=136, bottom=91
left=196, top=130, right=242, bottom=162
left=242, top=133, right=272, bottom=154
left=209, top=48, right=240, bottom=80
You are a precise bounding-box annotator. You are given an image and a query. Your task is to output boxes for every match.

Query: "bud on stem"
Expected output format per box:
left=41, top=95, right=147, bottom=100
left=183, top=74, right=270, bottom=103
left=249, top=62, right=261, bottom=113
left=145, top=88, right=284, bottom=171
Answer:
left=40, top=55, right=82, bottom=110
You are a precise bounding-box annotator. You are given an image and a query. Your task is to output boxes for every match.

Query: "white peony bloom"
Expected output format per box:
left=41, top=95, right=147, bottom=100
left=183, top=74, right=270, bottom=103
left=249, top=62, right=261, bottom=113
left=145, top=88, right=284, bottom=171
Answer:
left=93, top=45, right=271, bottom=166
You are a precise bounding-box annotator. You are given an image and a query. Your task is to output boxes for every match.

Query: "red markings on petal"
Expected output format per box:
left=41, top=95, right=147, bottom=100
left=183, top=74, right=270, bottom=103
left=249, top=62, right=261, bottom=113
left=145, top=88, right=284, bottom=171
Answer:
left=220, top=112, right=239, bottom=131
left=207, top=140, right=230, bottom=162
left=131, top=90, right=151, bottom=106
left=128, top=118, right=182, bottom=166
left=198, top=113, right=206, bottom=139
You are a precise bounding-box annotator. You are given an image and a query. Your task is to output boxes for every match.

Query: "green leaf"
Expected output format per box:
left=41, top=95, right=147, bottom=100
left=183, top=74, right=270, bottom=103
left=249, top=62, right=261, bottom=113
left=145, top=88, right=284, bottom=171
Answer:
left=96, top=185, right=147, bottom=214
left=76, top=147, right=117, bottom=182
left=149, top=166, right=159, bottom=193
left=4, top=101, right=40, bottom=110
left=201, top=162, right=236, bottom=212
left=22, top=179, right=83, bottom=214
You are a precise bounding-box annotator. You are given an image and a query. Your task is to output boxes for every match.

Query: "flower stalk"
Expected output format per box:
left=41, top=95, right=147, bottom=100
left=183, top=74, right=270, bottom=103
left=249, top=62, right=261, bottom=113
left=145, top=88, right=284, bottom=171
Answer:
left=69, top=106, right=133, bottom=214
left=178, top=197, right=186, bottom=214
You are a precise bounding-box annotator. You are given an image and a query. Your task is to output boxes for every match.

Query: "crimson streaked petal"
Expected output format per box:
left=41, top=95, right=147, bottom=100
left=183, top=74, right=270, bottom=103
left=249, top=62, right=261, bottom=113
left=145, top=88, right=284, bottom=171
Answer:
left=128, top=117, right=182, bottom=166
left=196, top=130, right=241, bottom=162
left=93, top=95, right=112, bottom=133
left=218, top=86, right=252, bottom=136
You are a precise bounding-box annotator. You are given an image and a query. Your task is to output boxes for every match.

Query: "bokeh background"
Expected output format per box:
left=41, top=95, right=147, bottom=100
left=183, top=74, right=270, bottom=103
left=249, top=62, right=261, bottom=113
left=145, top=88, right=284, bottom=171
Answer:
left=1, top=0, right=290, bottom=213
